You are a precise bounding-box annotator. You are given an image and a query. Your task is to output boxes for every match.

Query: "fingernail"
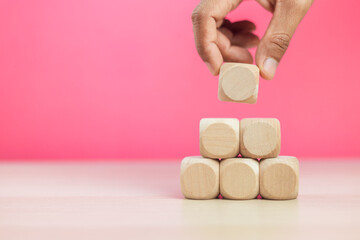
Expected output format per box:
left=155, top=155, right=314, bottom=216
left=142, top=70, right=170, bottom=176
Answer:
left=205, top=62, right=215, bottom=75
left=262, top=58, right=278, bottom=80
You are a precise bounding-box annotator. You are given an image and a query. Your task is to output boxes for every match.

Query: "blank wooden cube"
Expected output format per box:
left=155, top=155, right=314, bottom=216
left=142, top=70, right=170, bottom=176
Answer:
left=218, top=63, right=259, bottom=104
left=220, top=158, right=259, bottom=200
left=260, top=156, right=299, bottom=200
left=180, top=156, right=219, bottom=199
left=200, top=118, right=240, bottom=159
left=240, top=118, right=281, bottom=159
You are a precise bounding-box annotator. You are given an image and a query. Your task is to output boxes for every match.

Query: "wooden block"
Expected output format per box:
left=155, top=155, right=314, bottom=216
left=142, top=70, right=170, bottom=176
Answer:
left=220, top=158, right=259, bottom=200
left=260, top=156, right=299, bottom=200
left=180, top=156, right=220, bottom=199
left=218, top=63, right=259, bottom=104
left=200, top=118, right=240, bottom=159
left=240, top=118, right=281, bottom=159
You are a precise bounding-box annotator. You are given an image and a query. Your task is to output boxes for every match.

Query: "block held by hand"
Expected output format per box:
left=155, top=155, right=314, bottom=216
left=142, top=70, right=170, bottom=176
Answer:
left=218, top=63, right=259, bottom=104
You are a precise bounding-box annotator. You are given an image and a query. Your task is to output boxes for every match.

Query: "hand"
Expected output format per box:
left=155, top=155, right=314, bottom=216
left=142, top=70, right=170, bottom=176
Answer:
left=191, top=0, right=313, bottom=79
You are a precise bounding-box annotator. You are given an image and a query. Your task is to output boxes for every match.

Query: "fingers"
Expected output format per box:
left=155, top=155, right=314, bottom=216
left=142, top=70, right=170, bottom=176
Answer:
left=232, top=32, right=260, bottom=48
left=217, top=29, right=253, bottom=63
left=219, top=27, right=259, bottom=48
left=192, top=12, right=223, bottom=75
left=219, top=19, right=260, bottom=48
left=223, top=46, right=253, bottom=63
left=223, top=20, right=256, bottom=33
left=255, top=0, right=313, bottom=80
left=192, top=0, right=242, bottom=75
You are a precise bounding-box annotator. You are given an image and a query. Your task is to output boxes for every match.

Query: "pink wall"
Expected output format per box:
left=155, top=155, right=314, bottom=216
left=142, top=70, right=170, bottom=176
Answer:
left=0, top=0, right=359, bottom=160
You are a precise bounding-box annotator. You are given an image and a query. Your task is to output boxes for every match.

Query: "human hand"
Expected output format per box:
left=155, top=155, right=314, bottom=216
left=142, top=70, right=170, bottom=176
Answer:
left=191, top=0, right=313, bottom=79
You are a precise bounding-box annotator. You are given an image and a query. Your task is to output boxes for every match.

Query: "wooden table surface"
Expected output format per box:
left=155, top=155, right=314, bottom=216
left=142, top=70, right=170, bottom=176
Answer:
left=0, top=160, right=359, bottom=240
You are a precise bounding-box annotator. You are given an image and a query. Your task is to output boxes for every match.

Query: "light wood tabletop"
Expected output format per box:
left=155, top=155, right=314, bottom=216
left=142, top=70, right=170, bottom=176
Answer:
left=0, top=160, right=359, bottom=240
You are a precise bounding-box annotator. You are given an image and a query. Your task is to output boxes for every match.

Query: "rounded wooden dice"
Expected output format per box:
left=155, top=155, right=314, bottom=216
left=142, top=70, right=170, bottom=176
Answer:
left=240, top=118, right=281, bottom=159
left=200, top=118, right=240, bottom=159
left=260, top=156, right=299, bottom=200
left=180, top=156, right=220, bottom=199
left=218, top=63, right=259, bottom=104
left=220, top=158, right=259, bottom=200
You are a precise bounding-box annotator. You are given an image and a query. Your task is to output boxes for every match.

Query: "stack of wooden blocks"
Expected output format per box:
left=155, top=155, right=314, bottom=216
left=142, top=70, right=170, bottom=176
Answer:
left=180, top=63, right=299, bottom=201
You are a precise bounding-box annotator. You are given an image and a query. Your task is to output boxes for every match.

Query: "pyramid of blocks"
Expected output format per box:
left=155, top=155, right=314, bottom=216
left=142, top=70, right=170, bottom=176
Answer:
left=180, top=64, right=299, bottom=201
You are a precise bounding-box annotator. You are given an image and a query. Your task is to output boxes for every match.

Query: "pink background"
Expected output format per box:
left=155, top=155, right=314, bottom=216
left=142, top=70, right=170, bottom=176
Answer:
left=0, top=0, right=359, bottom=160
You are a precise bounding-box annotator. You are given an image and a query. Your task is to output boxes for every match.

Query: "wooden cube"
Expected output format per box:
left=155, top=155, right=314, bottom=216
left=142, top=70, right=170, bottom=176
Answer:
left=260, top=156, right=299, bottom=200
left=220, top=158, right=259, bottom=200
left=218, top=63, right=259, bottom=104
left=200, top=118, right=240, bottom=159
left=180, top=156, right=220, bottom=199
left=240, top=118, right=281, bottom=159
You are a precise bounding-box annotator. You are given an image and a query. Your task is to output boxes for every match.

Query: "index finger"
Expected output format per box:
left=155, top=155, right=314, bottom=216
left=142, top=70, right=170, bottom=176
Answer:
left=191, top=0, right=242, bottom=75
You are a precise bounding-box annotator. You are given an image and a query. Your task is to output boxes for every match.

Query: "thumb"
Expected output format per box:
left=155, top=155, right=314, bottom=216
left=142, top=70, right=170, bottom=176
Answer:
left=256, top=0, right=312, bottom=80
